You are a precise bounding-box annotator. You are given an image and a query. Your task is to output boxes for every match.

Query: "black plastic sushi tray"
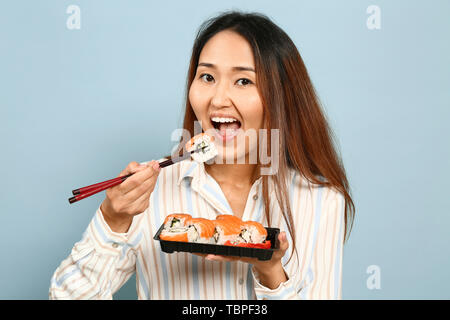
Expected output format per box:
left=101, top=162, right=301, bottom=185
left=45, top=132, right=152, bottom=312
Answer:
left=154, top=225, right=280, bottom=261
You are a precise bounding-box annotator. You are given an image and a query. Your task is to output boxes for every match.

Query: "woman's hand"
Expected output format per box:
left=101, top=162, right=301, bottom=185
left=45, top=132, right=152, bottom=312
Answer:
left=100, top=160, right=160, bottom=233
left=194, top=231, right=290, bottom=289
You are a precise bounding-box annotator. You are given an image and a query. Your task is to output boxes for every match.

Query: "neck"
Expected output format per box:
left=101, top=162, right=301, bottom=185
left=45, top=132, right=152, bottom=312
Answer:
left=205, top=162, right=260, bottom=187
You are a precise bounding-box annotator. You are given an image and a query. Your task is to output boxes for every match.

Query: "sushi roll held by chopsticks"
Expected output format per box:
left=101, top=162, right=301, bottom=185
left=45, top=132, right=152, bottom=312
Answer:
left=185, top=133, right=218, bottom=163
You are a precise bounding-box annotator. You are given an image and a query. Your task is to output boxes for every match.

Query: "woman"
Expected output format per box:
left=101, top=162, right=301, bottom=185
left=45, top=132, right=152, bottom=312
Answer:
left=50, top=10, right=355, bottom=300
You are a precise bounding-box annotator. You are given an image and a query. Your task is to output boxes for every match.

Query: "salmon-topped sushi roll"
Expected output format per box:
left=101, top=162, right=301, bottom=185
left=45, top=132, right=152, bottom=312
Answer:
left=160, top=214, right=192, bottom=242
left=163, top=213, right=192, bottom=230
left=185, top=133, right=218, bottom=163
left=213, top=219, right=243, bottom=245
left=216, top=214, right=243, bottom=224
left=185, top=218, right=216, bottom=243
left=159, top=228, right=189, bottom=242
left=240, top=221, right=268, bottom=244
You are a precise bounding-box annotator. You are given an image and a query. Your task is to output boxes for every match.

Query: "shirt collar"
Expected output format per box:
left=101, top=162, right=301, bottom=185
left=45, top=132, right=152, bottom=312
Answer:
left=177, top=159, right=203, bottom=186
left=177, top=159, right=265, bottom=189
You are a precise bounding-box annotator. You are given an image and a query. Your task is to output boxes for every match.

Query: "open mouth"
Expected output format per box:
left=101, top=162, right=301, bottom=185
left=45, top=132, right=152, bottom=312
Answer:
left=210, top=116, right=242, bottom=141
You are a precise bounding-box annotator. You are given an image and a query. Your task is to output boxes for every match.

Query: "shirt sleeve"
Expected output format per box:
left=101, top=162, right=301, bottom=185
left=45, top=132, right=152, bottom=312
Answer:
left=49, top=206, right=145, bottom=300
left=251, top=188, right=346, bottom=300
left=251, top=264, right=300, bottom=300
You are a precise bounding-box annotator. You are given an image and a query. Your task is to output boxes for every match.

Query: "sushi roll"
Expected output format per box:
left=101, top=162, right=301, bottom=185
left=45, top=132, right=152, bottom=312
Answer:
left=160, top=214, right=191, bottom=242
left=185, top=218, right=216, bottom=243
left=163, top=213, right=192, bottom=230
left=239, top=221, right=268, bottom=244
left=216, top=214, right=243, bottom=225
left=185, top=133, right=218, bottom=163
left=159, top=228, right=189, bottom=242
left=213, top=219, right=243, bottom=245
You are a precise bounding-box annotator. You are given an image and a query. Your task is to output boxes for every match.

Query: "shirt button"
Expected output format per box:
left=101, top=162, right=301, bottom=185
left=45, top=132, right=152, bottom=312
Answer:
left=253, top=194, right=258, bottom=201
left=239, top=278, right=244, bottom=285
left=112, top=242, right=119, bottom=248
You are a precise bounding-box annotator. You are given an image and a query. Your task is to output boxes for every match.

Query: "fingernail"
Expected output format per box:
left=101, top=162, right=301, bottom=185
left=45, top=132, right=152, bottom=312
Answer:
left=152, top=162, right=160, bottom=171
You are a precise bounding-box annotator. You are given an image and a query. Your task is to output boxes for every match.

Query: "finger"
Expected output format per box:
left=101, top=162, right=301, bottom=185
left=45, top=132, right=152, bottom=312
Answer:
left=108, top=179, right=153, bottom=217
left=122, top=166, right=160, bottom=199
left=278, top=232, right=289, bottom=251
left=238, top=257, right=260, bottom=265
left=132, top=173, right=162, bottom=211
left=118, top=161, right=147, bottom=177
left=205, top=254, right=239, bottom=262
left=278, top=231, right=289, bottom=249
left=205, top=254, right=258, bottom=265
left=120, top=161, right=160, bottom=195
left=129, top=187, right=153, bottom=214
left=272, top=232, right=289, bottom=261
left=108, top=163, right=154, bottom=201
left=125, top=160, right=159, bottom=178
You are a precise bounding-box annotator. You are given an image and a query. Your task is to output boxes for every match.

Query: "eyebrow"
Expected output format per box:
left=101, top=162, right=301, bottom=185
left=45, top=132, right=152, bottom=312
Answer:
left=197, top=62, right=255, bottom=73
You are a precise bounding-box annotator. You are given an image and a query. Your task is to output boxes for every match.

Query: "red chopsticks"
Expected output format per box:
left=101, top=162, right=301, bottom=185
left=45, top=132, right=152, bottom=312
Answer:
left=68, top=152, right=192, bottom=204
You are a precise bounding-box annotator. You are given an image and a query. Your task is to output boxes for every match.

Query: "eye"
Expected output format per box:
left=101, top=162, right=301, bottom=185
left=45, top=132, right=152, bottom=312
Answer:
left=236, top=78, right=253, bottom=86
left=199, top=73, right=214, bottom=83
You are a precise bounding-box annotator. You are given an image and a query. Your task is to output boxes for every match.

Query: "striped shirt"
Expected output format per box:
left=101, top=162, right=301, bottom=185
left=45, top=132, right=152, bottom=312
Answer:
left=49, top=158, right=346, bottom=300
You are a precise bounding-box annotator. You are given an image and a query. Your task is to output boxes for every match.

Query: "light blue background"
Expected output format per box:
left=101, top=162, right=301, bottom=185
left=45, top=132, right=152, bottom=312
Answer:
left=1, top=0, right=449, bottom=299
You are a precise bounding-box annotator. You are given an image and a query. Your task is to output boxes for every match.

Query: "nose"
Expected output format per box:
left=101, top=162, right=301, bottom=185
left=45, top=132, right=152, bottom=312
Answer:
left=210, top=81, right=232, bottom=109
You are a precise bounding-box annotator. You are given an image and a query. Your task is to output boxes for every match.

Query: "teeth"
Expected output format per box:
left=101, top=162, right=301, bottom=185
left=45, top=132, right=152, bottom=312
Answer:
left=211, top=117, right=238, bottom=123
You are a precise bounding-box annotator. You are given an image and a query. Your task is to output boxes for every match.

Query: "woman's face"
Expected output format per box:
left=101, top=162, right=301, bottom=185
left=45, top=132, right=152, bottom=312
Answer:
left=189, top=30, right=264, bottom=164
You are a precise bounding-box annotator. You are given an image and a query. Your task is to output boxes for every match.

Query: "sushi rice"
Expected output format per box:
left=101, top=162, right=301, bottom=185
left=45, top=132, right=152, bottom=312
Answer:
left=185, top=133, right=218, bottom=163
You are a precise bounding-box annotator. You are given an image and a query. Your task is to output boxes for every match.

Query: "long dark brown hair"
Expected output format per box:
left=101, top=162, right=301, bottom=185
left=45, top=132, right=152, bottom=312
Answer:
left=172, top=10, right=355, bottom=263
